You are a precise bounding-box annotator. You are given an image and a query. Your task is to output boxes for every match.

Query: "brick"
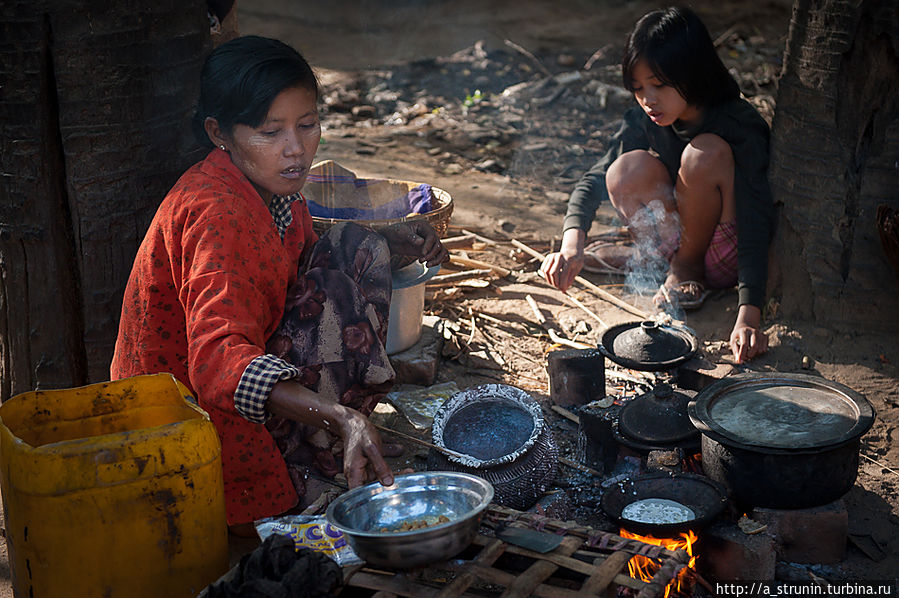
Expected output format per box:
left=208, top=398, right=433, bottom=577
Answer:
left=389, top=316, right=443, bottom=385
left=752, top=499, right=848, bottom=564
left=699, top=521, right=776, bottom=581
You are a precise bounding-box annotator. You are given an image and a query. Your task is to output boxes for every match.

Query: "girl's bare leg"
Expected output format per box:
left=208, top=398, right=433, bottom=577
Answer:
left=603, top=150, right=676, bottom=267
left=666, top=133, right=736, bottom=286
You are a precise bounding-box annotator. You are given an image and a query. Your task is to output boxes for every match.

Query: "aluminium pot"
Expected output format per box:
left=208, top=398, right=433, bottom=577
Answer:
left=386, top=262, right=439, bottom=355
left=688, top=372, right=875, bottom=509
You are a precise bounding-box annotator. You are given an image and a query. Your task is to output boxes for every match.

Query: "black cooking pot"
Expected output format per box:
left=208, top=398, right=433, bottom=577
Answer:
left=601, top=472, right=728, bottom=536
left=427, top=384, right=558, bottom=511
left=599, top=320, right=698, bottom=371
left=688, top=373, right=875, bottom=510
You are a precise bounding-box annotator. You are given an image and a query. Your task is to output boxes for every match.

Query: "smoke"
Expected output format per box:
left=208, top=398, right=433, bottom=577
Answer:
left=620, top=198, right=686, bottom=321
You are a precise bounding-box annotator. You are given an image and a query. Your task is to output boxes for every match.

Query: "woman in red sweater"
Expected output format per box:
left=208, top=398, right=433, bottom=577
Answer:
left=111, top=36, right=447, bottom=529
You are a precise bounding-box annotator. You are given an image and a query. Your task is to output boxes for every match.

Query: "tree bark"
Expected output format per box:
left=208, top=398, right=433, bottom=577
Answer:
left=0, top=0, right=209, bottom=400
left=769, top=0, right=899, bottom=331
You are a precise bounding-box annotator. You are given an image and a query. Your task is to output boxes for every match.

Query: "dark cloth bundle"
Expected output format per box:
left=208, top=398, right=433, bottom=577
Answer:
left=204, top=534, right=342, bottom=598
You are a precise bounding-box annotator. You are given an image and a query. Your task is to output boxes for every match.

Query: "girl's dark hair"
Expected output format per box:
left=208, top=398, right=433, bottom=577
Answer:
left=193, top=35, right=320, bottom=147
left=622, top=6, right=740, bottom=107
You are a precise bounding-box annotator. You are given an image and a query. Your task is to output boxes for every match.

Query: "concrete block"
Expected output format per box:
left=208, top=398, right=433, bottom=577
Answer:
left=700, top=521, right=776, bottom=581
left=753, top=499, right=848, bottom=564
left=389, top=316, right=443, bottom=386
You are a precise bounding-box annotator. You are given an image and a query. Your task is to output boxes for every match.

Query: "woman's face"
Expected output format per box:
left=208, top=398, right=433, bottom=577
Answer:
left=225, top=85, right=321, bottom=203
left=630, top=59, right=700, bottom=127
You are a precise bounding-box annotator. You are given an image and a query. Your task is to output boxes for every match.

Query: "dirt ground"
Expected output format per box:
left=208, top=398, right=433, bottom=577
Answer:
left=1, top=0, right=896, bottom=594
left=239, top=0, right=897, bottom=585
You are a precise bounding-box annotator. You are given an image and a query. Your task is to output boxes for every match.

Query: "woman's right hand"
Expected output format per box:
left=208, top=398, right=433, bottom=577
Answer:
left=268, top=380, right=394, bottom=489
left=337, top=408, right=394, bottom=489
left=539, top=228, right=586, bottom=292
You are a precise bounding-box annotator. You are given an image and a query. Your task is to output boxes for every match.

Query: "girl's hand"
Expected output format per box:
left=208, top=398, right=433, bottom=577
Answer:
left=539, top=228, right=586, bottom=292
left=540, top=250, right=584, bottom=291
left=729, top=304, right=769, bottom=363
left=380, top=221, right=449, bottom=267
left=338, top=409, right=395, bottom=489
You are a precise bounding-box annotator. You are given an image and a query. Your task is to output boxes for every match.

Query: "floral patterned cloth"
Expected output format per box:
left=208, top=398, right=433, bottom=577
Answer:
left=263, top=222, right=395, bottom=500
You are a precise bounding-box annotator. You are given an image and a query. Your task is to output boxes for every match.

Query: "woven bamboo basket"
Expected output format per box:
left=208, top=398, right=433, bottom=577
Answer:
left=305, top=160, right=454, bottom=239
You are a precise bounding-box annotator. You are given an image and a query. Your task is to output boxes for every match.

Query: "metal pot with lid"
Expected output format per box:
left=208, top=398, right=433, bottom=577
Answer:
left=613, top=383, right=700, bottom=453
left=599, top=320, right=698, bottom=371
left=688, top=372, right=875, bottom=509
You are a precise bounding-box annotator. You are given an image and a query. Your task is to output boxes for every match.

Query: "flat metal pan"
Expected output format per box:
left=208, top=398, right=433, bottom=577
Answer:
left=601, top=472, right=728, bottom=536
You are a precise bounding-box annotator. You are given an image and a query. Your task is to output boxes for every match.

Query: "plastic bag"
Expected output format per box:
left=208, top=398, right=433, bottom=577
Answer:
left=255, top=514, right=363, bottom=567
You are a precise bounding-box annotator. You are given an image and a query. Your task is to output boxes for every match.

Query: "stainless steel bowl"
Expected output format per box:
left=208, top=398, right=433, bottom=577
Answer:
left=325, top=471, right=493, bottom=568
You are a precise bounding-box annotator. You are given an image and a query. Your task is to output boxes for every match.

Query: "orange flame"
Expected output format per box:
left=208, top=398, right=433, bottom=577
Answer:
left=619, top=528, right=698, bottom=598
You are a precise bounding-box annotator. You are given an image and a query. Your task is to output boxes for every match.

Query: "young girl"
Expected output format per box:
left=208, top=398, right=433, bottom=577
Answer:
left=540, top=6, right=774, bottom=364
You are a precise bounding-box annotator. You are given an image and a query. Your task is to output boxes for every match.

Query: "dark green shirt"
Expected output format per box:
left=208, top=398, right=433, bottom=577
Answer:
left=563, top=98, right=775, bottom=308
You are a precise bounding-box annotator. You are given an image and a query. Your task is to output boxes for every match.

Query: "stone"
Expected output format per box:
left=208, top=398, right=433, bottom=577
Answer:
left=752, top=499, right=848, bottom=564
left=700, top=520, right=777, bottom=581
left=388, top=316, right=444, bottom=386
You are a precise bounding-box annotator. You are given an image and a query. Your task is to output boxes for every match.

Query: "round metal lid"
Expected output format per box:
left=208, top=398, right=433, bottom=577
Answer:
left=618, top=383, right=699, bottom=446
left=689, top=373, right=875, bottom=451
left=600, top=320, right=698, bottom=371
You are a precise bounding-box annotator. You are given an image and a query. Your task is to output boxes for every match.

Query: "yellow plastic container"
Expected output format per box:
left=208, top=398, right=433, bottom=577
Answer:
left=0, top=374, right=229, bottom=598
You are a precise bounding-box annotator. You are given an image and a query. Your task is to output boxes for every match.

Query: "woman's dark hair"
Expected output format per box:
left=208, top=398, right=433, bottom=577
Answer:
left=193, top=35, right=320, bottom=147
left=621, top=6, right=740, bottom=107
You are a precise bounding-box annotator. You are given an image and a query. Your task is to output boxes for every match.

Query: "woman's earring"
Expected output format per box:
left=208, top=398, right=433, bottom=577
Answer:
left=219, top=145, right=227, bottom=151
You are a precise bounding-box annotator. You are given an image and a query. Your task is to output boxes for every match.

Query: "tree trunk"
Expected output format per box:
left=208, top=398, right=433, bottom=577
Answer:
left=768, top=0, right=899, bottom=332
left=0, top=0, right=209, bottom=401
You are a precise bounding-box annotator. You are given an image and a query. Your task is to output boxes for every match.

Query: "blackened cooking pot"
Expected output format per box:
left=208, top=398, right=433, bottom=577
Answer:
left=427, top=384, right=558, bottom=511
left=688, top=373, right=875, bottom=509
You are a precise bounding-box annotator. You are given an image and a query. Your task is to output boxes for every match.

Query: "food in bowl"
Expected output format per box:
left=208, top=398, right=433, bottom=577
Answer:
left=325, top=471, right=493, bottom=568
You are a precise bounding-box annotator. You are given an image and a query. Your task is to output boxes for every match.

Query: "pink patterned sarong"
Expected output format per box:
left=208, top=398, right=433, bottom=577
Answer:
left=703, top=221, right=738, bottom=289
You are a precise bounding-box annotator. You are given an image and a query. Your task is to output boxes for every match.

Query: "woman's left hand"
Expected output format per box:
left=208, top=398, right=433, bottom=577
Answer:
left=380, top=221, right=449, bottom=267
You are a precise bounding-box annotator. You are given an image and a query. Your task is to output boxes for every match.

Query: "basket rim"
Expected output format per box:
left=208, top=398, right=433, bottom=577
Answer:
left=310, top=186, right=452, bottom=227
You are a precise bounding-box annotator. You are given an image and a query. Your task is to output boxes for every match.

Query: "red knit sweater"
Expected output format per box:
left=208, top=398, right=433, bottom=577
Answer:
left=111, top=149, right=317, bottom=524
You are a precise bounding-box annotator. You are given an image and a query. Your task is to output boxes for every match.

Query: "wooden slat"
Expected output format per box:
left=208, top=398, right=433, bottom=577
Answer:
left=435, top=538, right=507, bottom=598
left=581, top=551, right=634, bottom=595
left=499, top=535, right=582, bottom=597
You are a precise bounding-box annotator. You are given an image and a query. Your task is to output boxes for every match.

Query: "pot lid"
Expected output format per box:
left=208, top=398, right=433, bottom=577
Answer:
left=600, top=320, right=698, bottom=371
left=618, top=383, right=699, bottom=447
left=392, top=262, right=440, bottom=289
left=688, top=373, right=875, bottom=451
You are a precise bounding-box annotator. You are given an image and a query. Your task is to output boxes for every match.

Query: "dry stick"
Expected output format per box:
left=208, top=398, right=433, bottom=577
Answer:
left=583, top=44, right=613, bottom=70
left=439, top=233, right=476, bottom=250
left=564, top=293, right=608, bottom=328
left=372, top=423, right=470, bottom=461
left=861, top=452, right=899, bottom=477
left=551, top=405, right=580, bottom=425
left=525, top=294, right=592, bottom=350
left=460, top=228, right=498, bottom=246
left=449, top=254, right=511, bottom=277
left=510, top=239, right=648, bottom=319
left=429, top=268, right=493, bottom=283
left=504, top=39, right=554, bottom=78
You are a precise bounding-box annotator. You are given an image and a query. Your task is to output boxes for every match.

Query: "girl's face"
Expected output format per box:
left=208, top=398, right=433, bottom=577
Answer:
left=222, top=85, right=321, bottom=204
left=630, top=59, right=701, bottom=127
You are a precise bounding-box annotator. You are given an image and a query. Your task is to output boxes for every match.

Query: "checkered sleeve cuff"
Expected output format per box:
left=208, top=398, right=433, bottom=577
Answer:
left=234, top=354, right=302, bottom=423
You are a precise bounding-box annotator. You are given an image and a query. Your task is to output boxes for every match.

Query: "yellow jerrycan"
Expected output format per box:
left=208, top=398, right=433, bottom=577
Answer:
left=0, top=374, right=229, bottom=597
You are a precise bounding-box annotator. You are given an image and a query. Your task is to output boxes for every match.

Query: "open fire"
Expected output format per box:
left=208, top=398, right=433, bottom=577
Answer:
left=619, top=528, right=698, bottom=598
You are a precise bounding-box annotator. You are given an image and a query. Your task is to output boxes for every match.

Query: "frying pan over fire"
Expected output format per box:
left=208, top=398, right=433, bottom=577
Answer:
left=601, top=472, right=728, bottom=536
